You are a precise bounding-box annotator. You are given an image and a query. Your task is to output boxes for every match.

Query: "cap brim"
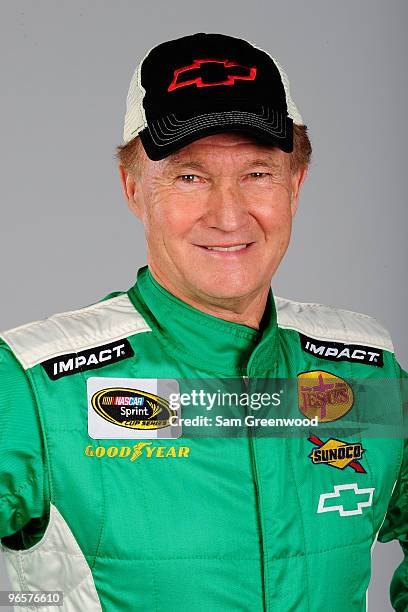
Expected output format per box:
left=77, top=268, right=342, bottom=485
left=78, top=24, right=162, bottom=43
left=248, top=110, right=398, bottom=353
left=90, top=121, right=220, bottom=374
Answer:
left=139, top=107, right=293, bottom=160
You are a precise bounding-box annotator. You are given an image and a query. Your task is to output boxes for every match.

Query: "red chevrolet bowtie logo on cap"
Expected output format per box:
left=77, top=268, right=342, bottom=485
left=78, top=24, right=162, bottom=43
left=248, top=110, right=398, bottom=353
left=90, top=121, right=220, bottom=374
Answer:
left=167, top=58, right=257, bottom=92
left=123, top=33, right=303, bottom=160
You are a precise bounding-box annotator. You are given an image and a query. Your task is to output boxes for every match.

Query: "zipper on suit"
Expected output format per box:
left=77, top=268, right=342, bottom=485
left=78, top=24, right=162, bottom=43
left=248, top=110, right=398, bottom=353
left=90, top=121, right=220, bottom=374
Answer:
left=242, top=374, right=267, bottom=612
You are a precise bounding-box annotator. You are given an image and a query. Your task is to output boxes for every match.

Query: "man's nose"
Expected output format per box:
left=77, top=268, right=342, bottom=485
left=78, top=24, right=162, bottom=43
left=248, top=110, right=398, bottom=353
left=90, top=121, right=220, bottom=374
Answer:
left=203, top=180, right=249, bottom=231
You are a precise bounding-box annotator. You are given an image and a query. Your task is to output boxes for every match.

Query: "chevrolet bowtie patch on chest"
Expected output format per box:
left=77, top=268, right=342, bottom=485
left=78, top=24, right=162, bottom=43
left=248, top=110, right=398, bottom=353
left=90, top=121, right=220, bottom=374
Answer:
left=317, top=483, right=374, bottom=517
left=308, top=435, right=366, bottom=473
left=168, top=59, right=257, bottom=91
left=297, top=370, right=354, bottom=422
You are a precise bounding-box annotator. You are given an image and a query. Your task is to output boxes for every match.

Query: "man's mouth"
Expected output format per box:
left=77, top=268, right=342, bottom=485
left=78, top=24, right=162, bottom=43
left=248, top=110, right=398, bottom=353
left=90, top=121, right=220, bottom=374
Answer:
left=197, top=242, right=254, bottom=252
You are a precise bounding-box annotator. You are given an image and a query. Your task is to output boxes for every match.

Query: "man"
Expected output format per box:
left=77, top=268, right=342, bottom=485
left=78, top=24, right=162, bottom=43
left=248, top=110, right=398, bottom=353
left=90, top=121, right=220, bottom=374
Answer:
left=0, top=32, right=406, bottom=611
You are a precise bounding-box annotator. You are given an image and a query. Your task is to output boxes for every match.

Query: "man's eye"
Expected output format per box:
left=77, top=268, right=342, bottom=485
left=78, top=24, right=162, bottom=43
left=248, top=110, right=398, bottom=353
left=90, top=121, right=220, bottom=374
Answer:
left=249, top=172, right=270, bottom=178
left=178, top=174, right=199, bottom=182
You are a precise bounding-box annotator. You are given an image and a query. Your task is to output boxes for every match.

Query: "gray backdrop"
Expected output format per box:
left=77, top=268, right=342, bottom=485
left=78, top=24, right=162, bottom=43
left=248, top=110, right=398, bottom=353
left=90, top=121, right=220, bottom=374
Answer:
left=0, top=1, right=407, bottom=610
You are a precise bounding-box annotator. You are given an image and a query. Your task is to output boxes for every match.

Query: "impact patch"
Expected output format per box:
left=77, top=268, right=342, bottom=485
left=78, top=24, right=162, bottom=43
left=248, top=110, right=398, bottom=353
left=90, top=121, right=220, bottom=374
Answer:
left=87, top=377, right=181, bottom=439
left=42, top=339, right=134, bottom=380
left=308, top=434, right=366, bottom=473
left=299, top=333, right=383, bottom=367
left=297, top=370, right=354, bottom=422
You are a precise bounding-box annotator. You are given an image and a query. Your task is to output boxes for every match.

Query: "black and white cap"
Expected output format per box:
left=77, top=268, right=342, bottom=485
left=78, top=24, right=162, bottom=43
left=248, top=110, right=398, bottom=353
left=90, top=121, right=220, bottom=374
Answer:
left=123, top=32, right=303, bottom=161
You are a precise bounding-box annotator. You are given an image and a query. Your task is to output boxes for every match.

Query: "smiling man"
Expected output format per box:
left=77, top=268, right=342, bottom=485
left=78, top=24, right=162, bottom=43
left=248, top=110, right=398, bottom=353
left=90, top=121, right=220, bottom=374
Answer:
left=119, top=132, right=307, bottom=326
left=0, top=32, right=407, bottom=612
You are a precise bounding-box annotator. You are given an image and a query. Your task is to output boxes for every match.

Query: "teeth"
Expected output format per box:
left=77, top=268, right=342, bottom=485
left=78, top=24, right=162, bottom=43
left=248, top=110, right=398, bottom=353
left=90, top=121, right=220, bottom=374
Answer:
left=206, top=244, right=247, bottom=252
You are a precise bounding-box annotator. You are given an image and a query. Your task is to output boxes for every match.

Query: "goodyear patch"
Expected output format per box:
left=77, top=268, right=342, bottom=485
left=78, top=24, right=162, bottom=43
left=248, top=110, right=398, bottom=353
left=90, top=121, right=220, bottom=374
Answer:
left=297, top=370, right=354, bottom=422
left=84, top=442, right=190, bottom=461
left=308, top=435, right=366, bottom=473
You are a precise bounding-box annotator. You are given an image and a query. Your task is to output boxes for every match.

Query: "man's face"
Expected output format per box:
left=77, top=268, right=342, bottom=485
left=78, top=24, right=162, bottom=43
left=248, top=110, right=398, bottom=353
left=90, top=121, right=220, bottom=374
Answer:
left=120, top=132, right=307, bottom=307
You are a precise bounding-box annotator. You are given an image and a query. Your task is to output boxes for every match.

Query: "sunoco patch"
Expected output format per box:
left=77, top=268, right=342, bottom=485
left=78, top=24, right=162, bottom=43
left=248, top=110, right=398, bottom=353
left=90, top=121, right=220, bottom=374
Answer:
left=42, top=339, right=134, bottom=380
left=308, top=434, right=366, bottom=473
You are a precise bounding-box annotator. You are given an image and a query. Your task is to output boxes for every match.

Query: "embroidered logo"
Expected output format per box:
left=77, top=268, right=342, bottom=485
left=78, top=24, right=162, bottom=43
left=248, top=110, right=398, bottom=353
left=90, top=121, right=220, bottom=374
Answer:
left=91, top=387, right=175, bottom=430
left=85, top=442, right=190, bottom=461
left=87, top=377, right=182, bottom=440
left=299, top=333, right=383, bottom=367
left=317, top=483, right=374, bottom=517
left=168, top=58, right=257, bottom=91
left=41, top=339, right=133, bottom=380
left=308, top=435, right=366, bottom=473
left=297, top=370, right=354, bottom=422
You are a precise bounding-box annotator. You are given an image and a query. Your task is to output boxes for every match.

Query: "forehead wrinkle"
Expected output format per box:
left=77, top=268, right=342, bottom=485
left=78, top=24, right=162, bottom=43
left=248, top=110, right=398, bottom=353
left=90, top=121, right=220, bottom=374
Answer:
left=243, top=156, right=284, bottom=170
left=162, top=150, right=284, bottom=174
left=163, top=157, right=208, bottom=171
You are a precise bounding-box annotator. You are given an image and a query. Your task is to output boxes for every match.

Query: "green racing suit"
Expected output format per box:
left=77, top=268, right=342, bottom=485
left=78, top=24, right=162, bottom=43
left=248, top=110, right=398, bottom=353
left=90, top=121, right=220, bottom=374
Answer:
left=0, top=264, right=407, bottom=611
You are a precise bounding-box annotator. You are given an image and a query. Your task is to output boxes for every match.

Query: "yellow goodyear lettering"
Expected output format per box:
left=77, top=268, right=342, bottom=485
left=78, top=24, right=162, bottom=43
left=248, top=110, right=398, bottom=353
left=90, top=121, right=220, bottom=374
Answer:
left=84, top=443, right=191, bottom=460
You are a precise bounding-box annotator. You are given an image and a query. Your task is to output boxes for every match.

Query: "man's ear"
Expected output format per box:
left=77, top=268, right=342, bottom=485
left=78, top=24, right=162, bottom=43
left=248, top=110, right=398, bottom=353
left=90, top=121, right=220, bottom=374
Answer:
left=118, top=164, right=143, bottom=220
left=290, top=165, right=308, bottom=217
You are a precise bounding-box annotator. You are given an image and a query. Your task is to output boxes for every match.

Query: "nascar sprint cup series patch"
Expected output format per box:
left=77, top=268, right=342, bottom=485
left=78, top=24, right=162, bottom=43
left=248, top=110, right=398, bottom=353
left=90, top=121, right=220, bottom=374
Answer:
left=87, top=377, right=181, bottom=439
